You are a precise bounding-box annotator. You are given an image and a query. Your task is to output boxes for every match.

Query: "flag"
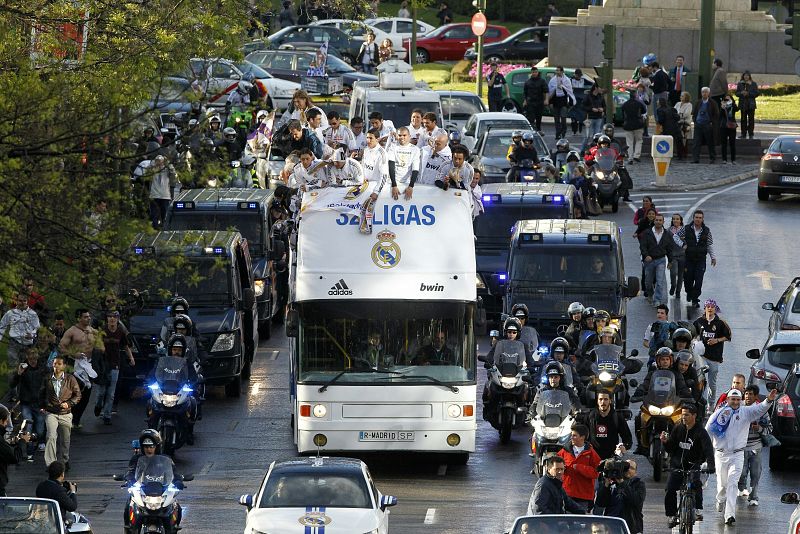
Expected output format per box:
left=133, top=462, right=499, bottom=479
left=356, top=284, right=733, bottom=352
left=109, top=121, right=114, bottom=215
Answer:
left=306, top=41, right=329, bottom=77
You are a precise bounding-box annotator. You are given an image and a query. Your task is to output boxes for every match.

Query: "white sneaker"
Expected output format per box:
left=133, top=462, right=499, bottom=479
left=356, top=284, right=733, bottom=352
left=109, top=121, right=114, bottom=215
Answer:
left=748, top=499, right=759, bottom=506
left=738, top=489, right=749, bottom=497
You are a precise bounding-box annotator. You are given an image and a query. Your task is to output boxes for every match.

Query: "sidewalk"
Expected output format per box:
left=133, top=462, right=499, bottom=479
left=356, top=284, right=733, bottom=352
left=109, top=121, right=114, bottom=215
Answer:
left=626, top=159, right=758, bottom=192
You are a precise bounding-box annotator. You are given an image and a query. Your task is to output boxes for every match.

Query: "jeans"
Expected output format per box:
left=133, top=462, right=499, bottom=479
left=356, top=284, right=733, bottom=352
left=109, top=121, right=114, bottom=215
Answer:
left=720, top=127, right=736, bottom=161
left=643, top=256, right=667, bottom=304
left=670, top=257, right=685, bottom=293
left=553, top=105, right=568, bottom=139
left=44, top=412, right=73, bottom=466
left=71, top=384, right=92, bottom=426
left=95, top=369, right=119, bottom=419
left=715, top=450, right=744, bottom=520
left=488, top=96, right=503, bottom=112
left=692, top=123, right=715, bottom=161
left=665, top=470, right=703, bottom=516
left=361, top=63, right=375, bottom=75
left=20, top=404, right=46, bottom=455
left=705, top=359, right=720, bottom=406
left=738, top=448, right=762, bottom=500
left=624, top=129, right=644, bottom=159
left=149, top=198, right=170, bottom=229
left=583, top=118, right=605, bottom=151
left=683, top=257, right=707, bottom=302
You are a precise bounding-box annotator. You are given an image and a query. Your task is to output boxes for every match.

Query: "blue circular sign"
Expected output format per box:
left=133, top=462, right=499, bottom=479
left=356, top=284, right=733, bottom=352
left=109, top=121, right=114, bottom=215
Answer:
left=656, top=140, right=670, bottom=154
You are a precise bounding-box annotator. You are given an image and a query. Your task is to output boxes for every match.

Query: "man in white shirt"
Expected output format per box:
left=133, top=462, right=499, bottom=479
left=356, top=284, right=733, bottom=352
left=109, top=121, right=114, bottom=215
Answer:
left=362, top=128, right=398, bottom=200
left=348, top=117, right=368, bottom=159
left=705, top=387, right=778, bottom=525
left=469, top=170, right=484, bottom=218
left=287, top=148, right=329, bottom=191
left=407, top=109, right=425, bottom=145
left=446, top=145, right=474, bottom=190
left=389, top=127, right=421, bottom=199
left=417, top=112, right=448, bottom=149
left=327, top=148, right=365, bottom=187
left=368, top=112, right=396, bottom=148
left=324, top=111, right=355, bottom=151
left=0, top=292, right=40, bottom=374
left=418, top=133, right=453, bottom=187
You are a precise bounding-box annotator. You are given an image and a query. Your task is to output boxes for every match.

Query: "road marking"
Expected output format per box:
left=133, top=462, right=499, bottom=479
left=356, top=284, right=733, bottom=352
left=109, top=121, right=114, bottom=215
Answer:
left=199, top=462, right=214, bottom=475
left=270, top=350, right=280, bottom=360
left=251, top=382, right=260, bottom=395
left=437, top=464, right=447, bottom=476
left=682, top=177, right=756, bottom=220
left=424, top=508, right=436, bottom=524
left=748, top=270, right=783, bottom=290
left=227, top=420, right=239, bottom=432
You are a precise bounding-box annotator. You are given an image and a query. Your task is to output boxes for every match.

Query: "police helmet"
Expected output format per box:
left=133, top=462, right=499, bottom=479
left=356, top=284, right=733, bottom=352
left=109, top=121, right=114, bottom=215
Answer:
left=600, top=326, right=616, bottom=337
left=595, top=310, right=611, bottom=323
left=256, top=109, right=269, bottom=122
left=642, top=53, right=657, bottom=66
left=512, top=130, right=524, bottom=140
left=566, top=150, right=580, bottom=163
left=503, top=317, right=522, bottom=334
left=676, top=350, right=694, bottom=366
left=602, top=123, right=615, bottom=137
left=241, top=154, right=257, bottom=167
left=511, top=303, right=529, bottom=320
left=655, top=346, right=674, bottom=364
left=672, top=327, right=693, bottom=344
left=173, top=314, right=193, bottom=333
left=209, top=114, right=221, bottom=125
left=556, top=138, right=570, bottom=151
left=592, top=132, right=603, bottom=143
left=237, top=81, right=253, bottom=93
left=171, top=297, right=190, bottom=316
left=598, top=135, right=611, bottom=146
left=545, top=360, right=565, bottom=378
left=550, top=336, right=570, bottom=355
left=167, top=333, right=187, bottom=357
left=139, top=429, right=163, bottom=453
left=522, top=131, right=535, bottom=142
left=448, top=130, right=461, bottom=144
left=583, top=307, right=597, bottom=319
left=188, top=118, right=199, bottom=129
left=223, top=127, right=238, bottom=141
left=568, top=302, right=584, bottom=315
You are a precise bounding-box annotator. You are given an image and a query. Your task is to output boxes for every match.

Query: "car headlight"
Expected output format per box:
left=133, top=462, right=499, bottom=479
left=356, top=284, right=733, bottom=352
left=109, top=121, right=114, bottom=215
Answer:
left=598, top=371, right=613, bottom=382
left=211, top=332, right=236, bottom=352
left=475, top=275, right=485, bottom=289
left=161, top=394, right=179, bottom=408
left=483, top=165, right=503, bottom=173
left=500, top=377, right=517, bottom=389
left=254, top=279, right=265, bottom=297
left=648, top=405, right=661, bottom=416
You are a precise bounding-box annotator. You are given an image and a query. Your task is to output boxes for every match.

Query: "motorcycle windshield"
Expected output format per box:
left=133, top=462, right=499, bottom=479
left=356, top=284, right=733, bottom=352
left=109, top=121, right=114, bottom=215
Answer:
left=577, top=330, right=597, bottom=352
left=535, top=389, right=572, bottom=422
left=595, top=148, right=616, bottom=172
left=593, top=344, right=623, bottom=369
left=643, top=369, right=678, bottom=407
left=497, top=352, right=521, bottom=377
left=155, top=355, right=189, bottom=386
left=134, top=455, right=174, bottom=487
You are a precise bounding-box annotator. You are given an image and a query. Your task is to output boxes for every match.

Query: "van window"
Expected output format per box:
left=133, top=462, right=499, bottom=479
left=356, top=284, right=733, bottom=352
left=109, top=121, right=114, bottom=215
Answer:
left=369, top=101, right=439, bottom=130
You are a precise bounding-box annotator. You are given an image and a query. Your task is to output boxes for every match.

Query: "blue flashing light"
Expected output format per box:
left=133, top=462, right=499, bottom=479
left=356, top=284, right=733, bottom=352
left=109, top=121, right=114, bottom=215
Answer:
left=482, top=194, right=501, bottom=203
left=498, top=273, right=507, bottom=281
left=181, top=385, right=194, bottom=393
left=238, top=201, right=259, bottom=210
left=148, top=383, right=159, bottom=391
left=543, top=194, right=564, bottom=204
left=131, top=482, right=142, bottom=491
left=538, top=344, right=550, bottom=356
left=214, top=247, right=224, bottom=254
left=134, top=247, right=144, bottom=255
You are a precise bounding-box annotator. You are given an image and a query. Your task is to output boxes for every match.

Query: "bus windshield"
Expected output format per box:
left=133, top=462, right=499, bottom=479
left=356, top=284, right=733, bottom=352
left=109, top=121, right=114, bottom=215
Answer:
left=511, top=246, right=618, bottom=283
left=297, top=300, right=475, bottom=385
left=475, top=205, right=571, bottom=240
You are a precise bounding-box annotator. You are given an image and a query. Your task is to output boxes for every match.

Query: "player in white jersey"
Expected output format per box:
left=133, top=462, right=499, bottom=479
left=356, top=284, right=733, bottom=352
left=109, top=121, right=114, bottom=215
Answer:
left=368, top=112, right=397, bottom=148
left=446, top=144, right=474, bottom=190
left=418, top=133, right=453, bottom=188
left=348, top=117, right=368, bottom=159
left=417, top=112, right=448, bottom=149
left=327, top=148, right=365, bottom=187
left=323, top=111, right=355, bottom=151
left=288, top=148, right=330, bottom=191
left=362, top=128, right=399, bottom=200
left=407, top=109, right=425, bottom=145
left=389, top=127, right=421, bottom=200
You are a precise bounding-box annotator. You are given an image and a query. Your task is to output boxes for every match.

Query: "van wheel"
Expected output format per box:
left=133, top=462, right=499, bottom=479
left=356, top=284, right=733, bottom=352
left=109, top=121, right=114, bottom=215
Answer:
left=611, top=198, right=619, bottom=213
left=241, top=357, right=252, bottom=380
left=225, top=377, right=242, bottom=398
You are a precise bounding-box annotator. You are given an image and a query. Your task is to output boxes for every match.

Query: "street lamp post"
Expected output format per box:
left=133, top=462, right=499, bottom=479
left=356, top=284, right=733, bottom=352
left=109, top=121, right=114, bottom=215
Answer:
left=472, top=0, right=487, bottom=97
left=698, top=0, right=716, bottom=93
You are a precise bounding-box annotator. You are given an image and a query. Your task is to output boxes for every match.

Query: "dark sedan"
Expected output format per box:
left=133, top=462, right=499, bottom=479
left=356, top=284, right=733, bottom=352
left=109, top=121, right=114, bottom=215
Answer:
left=469, top=128, right=548, bottom=183
left=758, top=135, right=800, bottom=201
left=464, top=26, right=549, bottom=62
left=245, top=49, right=377, bottom=89
left=770, top=362, right=800, bottom=470
left=266, top=25, right=359, bottom=64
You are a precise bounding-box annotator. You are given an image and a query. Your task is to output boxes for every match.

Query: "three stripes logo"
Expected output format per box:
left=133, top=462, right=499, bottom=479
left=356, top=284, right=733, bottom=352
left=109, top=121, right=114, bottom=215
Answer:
left=328, top=279, right=353, bottom=296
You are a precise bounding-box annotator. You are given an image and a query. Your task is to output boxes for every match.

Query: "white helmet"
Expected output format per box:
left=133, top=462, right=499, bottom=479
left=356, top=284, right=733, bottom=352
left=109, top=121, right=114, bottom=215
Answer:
left=237, top=81, right=253, bottom=94
left=256, top=109, right=269, bottom=122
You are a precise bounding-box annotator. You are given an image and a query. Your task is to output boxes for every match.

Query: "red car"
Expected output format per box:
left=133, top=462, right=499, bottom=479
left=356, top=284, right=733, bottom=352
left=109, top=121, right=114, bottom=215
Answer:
left=403, top=23, right=510, bottom=63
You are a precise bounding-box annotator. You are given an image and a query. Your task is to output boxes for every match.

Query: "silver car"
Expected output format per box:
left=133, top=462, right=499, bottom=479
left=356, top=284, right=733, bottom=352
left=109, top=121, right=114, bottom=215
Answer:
left=746, top=330, right=800, bottom=391
left=762, top=277, right=800, bottom=336
left=781, top=492, right=800, bottom=534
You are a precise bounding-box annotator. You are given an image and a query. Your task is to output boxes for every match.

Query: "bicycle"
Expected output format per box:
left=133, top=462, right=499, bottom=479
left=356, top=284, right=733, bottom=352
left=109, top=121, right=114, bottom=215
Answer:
left=666, top=467, right=711, bottom=534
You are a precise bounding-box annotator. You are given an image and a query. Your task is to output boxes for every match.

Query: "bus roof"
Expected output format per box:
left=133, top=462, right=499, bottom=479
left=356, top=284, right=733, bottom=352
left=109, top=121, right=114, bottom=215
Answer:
left=130, top=230, right=241, bottom=257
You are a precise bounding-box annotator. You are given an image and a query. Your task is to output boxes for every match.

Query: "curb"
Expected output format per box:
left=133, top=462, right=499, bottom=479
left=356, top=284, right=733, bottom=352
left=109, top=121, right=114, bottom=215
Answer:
left=756, top=119, right=800, bottom=125
left=637, top=169, right=758, bottom=192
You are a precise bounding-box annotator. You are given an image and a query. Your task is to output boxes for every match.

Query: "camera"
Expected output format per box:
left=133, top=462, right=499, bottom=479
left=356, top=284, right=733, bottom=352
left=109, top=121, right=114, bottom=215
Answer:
left=599, top=458, right=629, bottom=480
left=14, top=420, right=37, bottom=442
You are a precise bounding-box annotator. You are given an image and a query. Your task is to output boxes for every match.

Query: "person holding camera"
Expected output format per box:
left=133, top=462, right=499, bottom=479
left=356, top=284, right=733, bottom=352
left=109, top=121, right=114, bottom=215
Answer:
left=594, top=458, right=645, bottom=534
left=661, top=402, right=714, bottom=528
left=0, top=403, right=30, bottom=496
left=35, top=461, right=77, bottom=512
left=10, top=348, right=45, bottom=459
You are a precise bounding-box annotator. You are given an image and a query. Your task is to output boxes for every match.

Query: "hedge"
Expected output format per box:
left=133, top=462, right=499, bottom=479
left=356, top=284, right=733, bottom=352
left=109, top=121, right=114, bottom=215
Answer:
left=446, top=0, right=585, bottom=23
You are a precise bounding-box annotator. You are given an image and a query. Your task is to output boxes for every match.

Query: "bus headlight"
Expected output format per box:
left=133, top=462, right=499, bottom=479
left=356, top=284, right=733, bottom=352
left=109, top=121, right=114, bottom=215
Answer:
left=312, top=404, right=327, bottom=418
left=447, top=404, right=461, bottom=418
left=254, top=279, right=265, bottom=297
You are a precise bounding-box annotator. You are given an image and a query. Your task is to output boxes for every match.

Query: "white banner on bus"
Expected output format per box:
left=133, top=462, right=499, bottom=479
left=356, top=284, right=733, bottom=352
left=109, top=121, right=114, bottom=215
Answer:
left=300, top=182, right=372, bottom=218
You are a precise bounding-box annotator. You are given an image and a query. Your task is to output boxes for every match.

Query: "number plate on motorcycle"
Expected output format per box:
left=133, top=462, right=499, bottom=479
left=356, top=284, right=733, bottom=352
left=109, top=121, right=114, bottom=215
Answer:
left=358, top=431, right=415, bottom=442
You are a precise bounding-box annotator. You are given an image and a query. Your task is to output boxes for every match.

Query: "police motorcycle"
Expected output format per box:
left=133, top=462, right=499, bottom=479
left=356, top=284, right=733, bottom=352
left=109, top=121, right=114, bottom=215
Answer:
left=633, top=370, right=684, bottom=482
left=146, top=336, right=198, bottom=456
left=585, top=344, right=642, bottom=416
left=518, top=159, right=540, bottom=182
left=529, top=386, right=577, bottom=476
left=114, top=453, right=192, bottom=534
left=589, top=140, right=622, bottom=213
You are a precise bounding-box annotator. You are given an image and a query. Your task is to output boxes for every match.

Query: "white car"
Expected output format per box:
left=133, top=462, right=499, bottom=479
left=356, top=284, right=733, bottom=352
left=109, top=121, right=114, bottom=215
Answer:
left=365, top=17, right=436, bottom=49
left=239, top=457, right=398, bottom=534
left=461, top=112, right=533, bottom=152
left=310, top=19, right=406, bottom=60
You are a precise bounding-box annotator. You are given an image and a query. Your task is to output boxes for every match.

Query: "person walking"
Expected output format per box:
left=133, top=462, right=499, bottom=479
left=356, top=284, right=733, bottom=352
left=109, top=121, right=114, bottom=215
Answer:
left=693, top=299, right=731, bottom=409
left=40, top=355, right=81, bottom=471
left=524, top=68, right=548, bottom=132
left=691, top=87, right=719, bottom=164
left=673, top=209, right=716, bottom=307
left=706, top=387, right=778, bottom=525
left=667, top=214, right=685, bottom=298
left=650, top=62, right=671, bottom=125
left=569, top=69, right=587, bottom=135
left=486, top=61, right=509, bottom=112
left=737, top=384, right=771, bottom=507
left=736, top=71, right=758, bottom=139
left=582, top=84, right=606, bottom=151
left=557, top=424, right=601, bottom=512
left=621, top=89, right=647, bottom=164
left=709, top=58, right=729, bottom=109
left=583, top=391, right=633, bottom=461
left=59, top=308, right=102, bottom=429
left=674, top=91, right=693, bottom=160
left=0, top=292, right=40, bottom=389
left=547, top=66, right=575, bottom=140
left=10, top=349, right=46, bottom=460
left=528, top=455, right=586, bottom=515
left=0, top=404, right=29, bottom=496
left=639, top=213, right=674, bottom=308
left=719, top=94, right=738, bottom=164
left=95, top=311, right=134, bottom=425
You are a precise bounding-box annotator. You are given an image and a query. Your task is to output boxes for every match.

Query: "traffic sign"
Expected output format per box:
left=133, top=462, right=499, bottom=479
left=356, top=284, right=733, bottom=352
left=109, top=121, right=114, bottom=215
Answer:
left=471, top=12, right=487, bottom=37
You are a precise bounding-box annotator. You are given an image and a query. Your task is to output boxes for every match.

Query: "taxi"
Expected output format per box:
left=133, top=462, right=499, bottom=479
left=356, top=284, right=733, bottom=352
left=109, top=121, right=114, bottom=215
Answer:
left=238, top=457, right=397, bottom=533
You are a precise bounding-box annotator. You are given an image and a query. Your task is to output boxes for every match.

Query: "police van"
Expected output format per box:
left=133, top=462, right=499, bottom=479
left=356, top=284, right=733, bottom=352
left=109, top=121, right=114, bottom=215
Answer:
left=125, top=231, right=259, bottom=398
left=164, top=188, right=276, bottom=338
left=504, top=219, right=639, bottom=343
left=349, top=60, right=443, bottom=127
left=286, top=184, right=477, bottom=460
left=474, top=183, right=576, bottom=330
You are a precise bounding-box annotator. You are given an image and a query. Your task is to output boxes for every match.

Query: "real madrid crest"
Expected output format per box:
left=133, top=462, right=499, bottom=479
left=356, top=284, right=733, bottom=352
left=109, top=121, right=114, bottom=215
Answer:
left=298, top=511, right=332, bottom=527
left=371, top=230, right=401, bottom=269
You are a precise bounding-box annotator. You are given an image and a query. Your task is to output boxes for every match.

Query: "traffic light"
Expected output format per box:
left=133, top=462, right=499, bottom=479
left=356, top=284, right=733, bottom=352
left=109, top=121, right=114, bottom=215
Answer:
left=594, top=61, right=611, bottom=85
left=786, top=15, right=800, bottom=51
left=602, top=24, right=616, bottom=60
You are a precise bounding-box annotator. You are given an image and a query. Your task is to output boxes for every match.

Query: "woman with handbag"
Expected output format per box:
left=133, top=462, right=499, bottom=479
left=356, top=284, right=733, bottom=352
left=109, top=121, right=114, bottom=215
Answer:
left=736, top=71, right=758, bottom=139
left=357, top=32, right=379, bottom=75
left=674, top=91, right=693, bottom=160
left=719, top=94, right=739, bottom=165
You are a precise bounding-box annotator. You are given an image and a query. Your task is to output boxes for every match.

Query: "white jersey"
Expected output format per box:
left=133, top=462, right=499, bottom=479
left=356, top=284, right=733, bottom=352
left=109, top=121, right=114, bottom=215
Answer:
left=327, top=158, right=365, bottom=187
left=361, top=145, right=390, bottom=193
left=470, top=184, right=484, bottom=217
left=324, top=125, right=355, bottom=149
left=389, top=143, right=421, bottom=184
left=418, top=145, right=453, bottom=185
left=417, top=126, right=448, bottom=149
left=377, top=120, right=397, bottom=148
left=289, top=159, right=330, bottom=190
left=279, top=105, right=329, bottom=130
left=407, top=124, right=425, bottom=145
left=445, top=161, right=475, bottom=190
left=348, top=131, right=367, bottom=154
left=705, top=399, right=772, bottom=453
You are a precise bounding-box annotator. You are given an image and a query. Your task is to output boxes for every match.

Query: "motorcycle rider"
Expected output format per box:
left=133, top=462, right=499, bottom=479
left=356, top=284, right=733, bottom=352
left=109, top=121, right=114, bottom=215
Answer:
left=674, top=350, right=703, bottom=407
left=585, top=326, right=620, bottom=363
left=602, top=124, right=632, bottom=201
left=546, top=337, right=584, bottom=400
left=510, top=303, right=539, bottom=367
left=448, top=130, right=462, bottom=150
left=551, top=138, right=571, bottom=169
left=564, top=302, right=585, bottom=349
left=159, top=297, right=195, bottom=345
left=530, top=361, right=581, bottom=416
left=506, top=130, right=524, bottom=161
left=507, top=132, right=540, bottom=182
left=149, top=335, right=200, bottom=444
left=204, top=114, right=223, bottom=144
left=171, top=315, right=207, bottom=419
left=217, top=127, right=245, bottom=163
left=227, top=81, right=252, bottom=108
left=585, top=135, right=618, bottom=169
left=660, top=403, right=715, bottom=527
left=483, top=317, right=528, bottom=420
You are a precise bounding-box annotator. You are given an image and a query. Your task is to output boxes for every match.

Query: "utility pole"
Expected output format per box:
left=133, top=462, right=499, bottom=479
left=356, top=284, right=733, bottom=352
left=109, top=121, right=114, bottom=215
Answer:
left=595, top=24, right=616, bottom=124
left=698, top=0, right=716, bottom=93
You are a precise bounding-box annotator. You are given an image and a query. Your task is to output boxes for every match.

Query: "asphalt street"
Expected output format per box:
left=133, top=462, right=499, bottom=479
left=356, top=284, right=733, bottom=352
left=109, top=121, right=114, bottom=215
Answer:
left=6, top=180, right=800, bottom=534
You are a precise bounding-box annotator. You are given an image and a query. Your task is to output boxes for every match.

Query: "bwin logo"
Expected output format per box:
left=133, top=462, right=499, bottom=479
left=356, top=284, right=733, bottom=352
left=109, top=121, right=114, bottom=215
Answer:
left=419, top=283, right=444, bottom=292
left=329, top=279, right=353, bottom=296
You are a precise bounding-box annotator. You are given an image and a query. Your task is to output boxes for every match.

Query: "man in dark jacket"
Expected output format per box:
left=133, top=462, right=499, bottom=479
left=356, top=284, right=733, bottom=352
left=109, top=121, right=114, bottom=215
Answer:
left=638, top=213, right=676, bottom=307
left=691, top=87, right=719, bottom=164
left=10, top=348, right=46, bottom=457
left=661, top=403, right=714, bottom=527
left=287, top=120, right=324, bottom=159
left=673, top=209, right=716, bottom=308
left=528, top=455, right=585, bottom=515
left=595, top=458, right=645, bottom=534
left=0, top=404, right=28, bottom=496
left=582, top=391, right=633, bottom=461
left=523, top=68, right=548, bottom=132
left=621, top=93, right=647, bottom=163
left=35, top=461, right=77, bottom=513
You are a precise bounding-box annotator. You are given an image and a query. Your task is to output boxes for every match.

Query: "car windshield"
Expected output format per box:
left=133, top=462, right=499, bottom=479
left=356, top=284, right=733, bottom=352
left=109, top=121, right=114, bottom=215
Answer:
left=259, top=469, right=372, bottom=508
left=369, top=101, right=440, bottom=131
left=237, top=61, right=272, bottom=79
left=482, top=133, right=547, bottom=158
left=477, top=120, right=529, bottom=139
left=512, top=516, right=629, bottom=534
left=475, top=205, right=572, bottom=241
left=770, top=138, right=800, bottom=154
left=327, top=54, right=355, bottom=73
left=297, top=300, right=475, bottom=384
left=134, top=258, right=232, bottom=304
left=167, top=213, right=263, bottom=254
left=511, top=247, right=618, bottom=283
left=0, top=500, right=60, bottom=533
left=440, top=95, right=484, bottom=120
left=767, top=344, right=800, bottom=370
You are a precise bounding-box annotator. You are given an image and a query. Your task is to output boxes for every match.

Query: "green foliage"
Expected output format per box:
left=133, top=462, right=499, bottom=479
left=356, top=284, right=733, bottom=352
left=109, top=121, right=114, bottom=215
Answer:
left=758, top=83, right=800, bottom=96
left=442, top=0, right=584, bottom=23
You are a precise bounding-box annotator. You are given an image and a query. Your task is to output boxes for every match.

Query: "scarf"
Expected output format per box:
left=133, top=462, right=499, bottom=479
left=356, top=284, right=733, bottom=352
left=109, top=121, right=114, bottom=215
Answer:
left=708, top=406, right=734, bottom=438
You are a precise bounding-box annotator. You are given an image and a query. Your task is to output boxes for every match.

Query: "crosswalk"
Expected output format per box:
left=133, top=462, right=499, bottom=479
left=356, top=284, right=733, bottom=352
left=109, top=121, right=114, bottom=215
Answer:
left=626, top=191, right=707, bottom=220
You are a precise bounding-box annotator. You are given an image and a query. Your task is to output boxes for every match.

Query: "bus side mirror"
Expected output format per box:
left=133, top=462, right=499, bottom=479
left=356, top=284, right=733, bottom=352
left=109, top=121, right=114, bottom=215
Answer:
left=625, top=276, right=640, bottom=298
left=286, top=309, right=299, bottom=338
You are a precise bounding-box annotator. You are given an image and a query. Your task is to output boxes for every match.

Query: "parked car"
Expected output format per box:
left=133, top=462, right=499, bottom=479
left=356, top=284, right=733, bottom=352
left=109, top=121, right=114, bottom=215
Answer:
left=758, top=135, right=800, bottom=201
left=310, top=19, right=406, bottom=60
left=365, top=17, right=436, bottom=48
left=469, top=128, right=547, bottom=183
left=770, top=362, right=800, bottom=469
left=763, top=277, right=800, bottom=336
left=245, top=49, right=377, bottom=89
left=781, top=491, right=800, bottom=534
left=464, top=26, right=548, bottom=62
left=747, top=331, right=800, bottom=392
left=461, top=111, right=532, bottom=152
left=402, top=23, right=509, bottom=63
left=146, top=76, right=195, bottom=116
left=267, top=25, right=360, bottom=64
left=436, top=90, right=487, bottom=132
left=502, top=66, right=628, bottom=125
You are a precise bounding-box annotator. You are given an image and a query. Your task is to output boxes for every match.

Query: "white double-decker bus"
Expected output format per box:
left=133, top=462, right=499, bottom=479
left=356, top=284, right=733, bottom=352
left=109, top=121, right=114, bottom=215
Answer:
left=287, top=184, right=477, bottom=461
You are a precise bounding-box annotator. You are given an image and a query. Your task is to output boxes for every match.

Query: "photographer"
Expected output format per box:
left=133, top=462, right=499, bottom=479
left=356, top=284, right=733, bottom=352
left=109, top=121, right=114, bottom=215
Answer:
left=10, top=348, right=45, bottom=459
left=528, top=455, right=585, bottom=515
left=595, top=458, right=645, bottom=534
left=0, top=403, right=30, bottom=496
left=35, top=461, right=77, bottom=513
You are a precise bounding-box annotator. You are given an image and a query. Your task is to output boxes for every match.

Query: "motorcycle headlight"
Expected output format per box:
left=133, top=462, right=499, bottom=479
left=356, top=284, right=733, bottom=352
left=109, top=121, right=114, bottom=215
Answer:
left=598, top=371, right=613, bottom=382
left=211, top=332, right=236, bottom=352
left=475, top=275, right=486, bottom=289
left=144, top=495, right=164, bottom=510
left=500, top=377, right=517, bottom=389
left=648, top=405, right=661, bottom=416
left=254, top=279, right=265, bottom=297
left=595, top=170, right=605, bottom=179
left=161, top=394, right=179, bottom=408
left=543, top=427, right=560, bottom=440
left=661, top=406, right=675, bottom=416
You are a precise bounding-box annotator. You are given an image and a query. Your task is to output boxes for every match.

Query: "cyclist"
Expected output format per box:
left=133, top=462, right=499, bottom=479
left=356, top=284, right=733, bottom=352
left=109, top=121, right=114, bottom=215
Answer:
left=660, top=402, right=714, bottom=528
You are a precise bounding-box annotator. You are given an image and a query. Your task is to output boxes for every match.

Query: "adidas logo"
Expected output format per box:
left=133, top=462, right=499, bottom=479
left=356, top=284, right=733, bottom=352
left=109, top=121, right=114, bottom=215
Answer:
left=328, top=279, right=353, bottom=296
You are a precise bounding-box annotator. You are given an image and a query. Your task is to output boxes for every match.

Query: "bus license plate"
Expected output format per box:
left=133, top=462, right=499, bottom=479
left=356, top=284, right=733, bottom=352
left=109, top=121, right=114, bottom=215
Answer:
left=358, top=431, right=415, bottom=442
left=781, top=176, right=800, bottom=183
